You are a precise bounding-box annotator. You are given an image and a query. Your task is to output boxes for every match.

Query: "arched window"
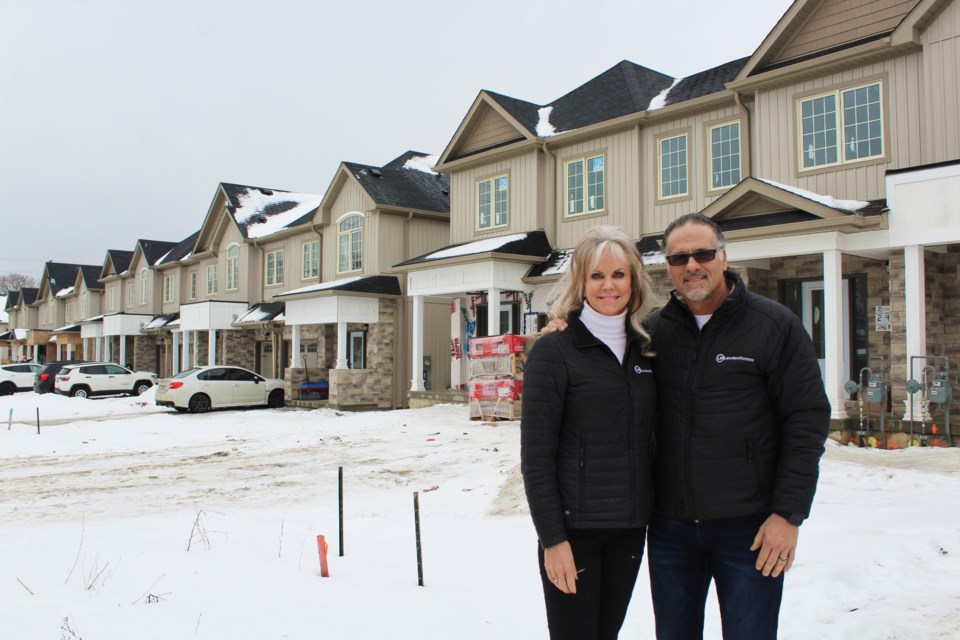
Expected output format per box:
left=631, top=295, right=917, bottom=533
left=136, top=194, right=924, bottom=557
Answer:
left=337, top=213, right=363, bottom=273
left=139, top=268, right=148, bottom=305
left=226, top=244, right=240, bottom=291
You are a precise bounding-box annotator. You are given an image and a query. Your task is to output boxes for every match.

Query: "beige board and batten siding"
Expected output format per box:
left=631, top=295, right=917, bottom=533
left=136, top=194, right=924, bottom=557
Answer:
left=257, top=228, right=318, bottom=300
left=449, top=150, right=541, bottom=244
left=751, top=54, right=923, bottom=202
left=398, top=296, right=452, bottom=405
left=552, top=127, right=641, bottom=248
left=459, top=103, right=526, bottom=156
left=642, top=105, right=746, bottom=235
left=374, top=214, right=450, bottom=277
left=921, top=0, right=960, bottom=164
left=775, top=0, right=918, bottom=64
left=324, top=177, right=374, bottom=278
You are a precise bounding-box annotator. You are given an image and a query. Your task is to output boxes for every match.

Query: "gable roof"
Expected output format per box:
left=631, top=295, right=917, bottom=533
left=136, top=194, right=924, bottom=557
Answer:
left=18, top=288, right=38, bottom=306
left=79, top=265, right=104, bottom=291
left=156, top=230, right=201, bottom=266
left=38, top=262, right=99, bottom=299
left=220, top=183, right=323, bottom=240
left=137, top=239, right=179, bottom=267
left=338, top=151, right=450, bottom=214
left=103, top=249, right=134, bottom=277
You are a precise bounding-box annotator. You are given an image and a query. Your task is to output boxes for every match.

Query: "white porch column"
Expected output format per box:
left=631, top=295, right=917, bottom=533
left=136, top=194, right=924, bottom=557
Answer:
left=902, top=244, right=927, bottom=419
left=180, top=332, right=188, bottom=371
left=192, top=331, right=199, bottom=368
left=290, top=324, right=301, bottom=368
left=104, top=337, right=112, bottom=362
left=83, top=339, right=89, bottom=360
left=823, top=249, right=847, bottom=419
left=487, top=288, right=501, bottom=336
left=119, top=335, right=127, bottom=366
left=208, top=329, right=217, bottom=367
left=172, top=331, right=181, bottom=374
left=56, top=344, right=62, bottom=360
left=95, top=337, right=102, bottom=361
left=411, top=294, right=425, bottom=391
left=335, top=321, right=348, bottom=369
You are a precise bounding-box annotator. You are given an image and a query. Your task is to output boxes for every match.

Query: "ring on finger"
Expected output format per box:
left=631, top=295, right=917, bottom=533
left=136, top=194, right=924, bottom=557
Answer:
left=777, top=555, right=788, bottom=562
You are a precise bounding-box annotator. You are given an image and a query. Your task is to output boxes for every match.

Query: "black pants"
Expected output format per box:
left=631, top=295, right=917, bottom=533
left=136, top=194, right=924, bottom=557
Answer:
left=538, top=527, right=647, bottom=640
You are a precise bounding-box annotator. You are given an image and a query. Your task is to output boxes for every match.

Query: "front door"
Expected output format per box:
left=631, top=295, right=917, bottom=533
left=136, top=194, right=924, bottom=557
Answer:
left=801, top=279, right=850, bottom=390
left=348, top=331, right=365, bottom=369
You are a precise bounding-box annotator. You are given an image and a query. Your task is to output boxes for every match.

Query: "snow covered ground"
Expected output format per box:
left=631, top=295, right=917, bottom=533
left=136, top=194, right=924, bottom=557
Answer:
left=1, top=390, right=959, bottom=639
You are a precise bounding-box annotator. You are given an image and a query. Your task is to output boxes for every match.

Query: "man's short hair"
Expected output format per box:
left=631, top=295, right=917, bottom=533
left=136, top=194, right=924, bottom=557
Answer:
left=662, top=213, right=725, bottom=249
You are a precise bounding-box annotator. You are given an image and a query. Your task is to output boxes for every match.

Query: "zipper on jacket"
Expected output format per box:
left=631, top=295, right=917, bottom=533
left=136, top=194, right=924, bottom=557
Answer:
left=680, top=322, right=700, bottom=522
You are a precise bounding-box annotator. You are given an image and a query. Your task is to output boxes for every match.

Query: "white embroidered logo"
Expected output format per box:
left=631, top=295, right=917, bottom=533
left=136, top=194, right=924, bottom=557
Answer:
left=716, top=354, right=755, bottom=364
left=634, top=365, right=652, bottom=374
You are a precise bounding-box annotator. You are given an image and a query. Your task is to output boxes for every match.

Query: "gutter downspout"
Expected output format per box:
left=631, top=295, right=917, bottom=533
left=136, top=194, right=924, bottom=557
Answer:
left=734, top=91, right=753, bottom=177
left=540, top=142, right=556, bottom=242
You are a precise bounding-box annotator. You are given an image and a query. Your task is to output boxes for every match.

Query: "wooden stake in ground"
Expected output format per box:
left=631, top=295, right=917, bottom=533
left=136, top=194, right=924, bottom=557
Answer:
left=414, top=491, right=424, bottom=587
left=338, top=466, right=344, bottom=557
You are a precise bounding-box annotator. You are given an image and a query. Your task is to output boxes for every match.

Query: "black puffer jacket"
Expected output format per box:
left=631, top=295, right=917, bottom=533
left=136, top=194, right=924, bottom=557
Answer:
left=521, top=310, right=656, bottom=548
left=650, top=272, right=830, bottom=523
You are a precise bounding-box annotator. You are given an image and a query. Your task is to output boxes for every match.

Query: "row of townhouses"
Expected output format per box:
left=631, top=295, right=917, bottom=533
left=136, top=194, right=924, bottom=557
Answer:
left=4, top=0, right=960, bottom=436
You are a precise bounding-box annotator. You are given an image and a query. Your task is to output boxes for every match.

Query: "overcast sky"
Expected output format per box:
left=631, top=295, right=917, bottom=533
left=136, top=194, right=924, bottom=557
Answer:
left=0, top=0, right=794, bottom=279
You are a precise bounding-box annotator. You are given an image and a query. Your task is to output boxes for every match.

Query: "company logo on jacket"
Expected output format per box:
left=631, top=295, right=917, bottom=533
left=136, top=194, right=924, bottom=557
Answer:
left=634, top=365, right=653, bottom=374
left=715, top=353, right=755, bottom=364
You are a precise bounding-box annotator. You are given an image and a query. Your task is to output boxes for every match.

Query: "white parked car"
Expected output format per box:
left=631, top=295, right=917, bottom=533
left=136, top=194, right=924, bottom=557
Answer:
left=155, top=366, right=285, bottom=413
left=0, top=363, right=43, bottom=396
left=54, top=362, right=158, bottom=398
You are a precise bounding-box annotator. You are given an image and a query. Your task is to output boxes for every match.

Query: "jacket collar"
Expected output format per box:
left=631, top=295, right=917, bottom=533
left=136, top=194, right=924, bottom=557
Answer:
left=568, top=306, right=643, bottom=349
left=663, top=271, right=746, bottom=322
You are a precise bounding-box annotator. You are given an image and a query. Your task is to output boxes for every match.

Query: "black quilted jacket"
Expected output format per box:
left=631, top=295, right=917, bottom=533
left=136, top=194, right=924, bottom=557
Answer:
left=521, top=310, right=656, bottom=548
left=650, top=272, right=830, bottom=523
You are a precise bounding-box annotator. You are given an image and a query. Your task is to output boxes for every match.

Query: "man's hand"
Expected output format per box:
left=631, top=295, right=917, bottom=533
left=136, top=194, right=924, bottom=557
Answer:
left=541, top=318, right=568, bottom=335
left=543, top=541, right=579, bottom=594
left=751, top=513, right=798, bottom=578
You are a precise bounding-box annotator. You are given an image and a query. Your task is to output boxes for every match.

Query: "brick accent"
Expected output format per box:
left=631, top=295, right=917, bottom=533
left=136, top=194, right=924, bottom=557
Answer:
left=326, top=299, right=397, bottom=409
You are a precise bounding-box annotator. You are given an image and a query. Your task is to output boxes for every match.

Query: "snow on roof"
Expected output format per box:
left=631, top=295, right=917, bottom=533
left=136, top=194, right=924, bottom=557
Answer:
left=55, top=286, right=75, bottom=299
left=281, top=276, right=364, bottom=297
left=234, top=189, right=323, bottom=240
left=154, top=248, right=173, bottom=266
left=179, top=252, right=193, bottom=262
left=425, top=233, right=530, bottom=261
left=80, top=315, right=103, bottom=323
left=536, top=106, right=558, bottom=137
left=53, top=323, right=80, bottom=332
left=648, top=78, right=681, bottom=111
left=402, top=154, right=439, bottom=174
left=14, top=328, right=28, bottom=339
left=759, top=178, right=869, bottom=212
left=143, top=316, right=172, bottom=330
left=234, top=306, right=281, bottom=324
left=542, top=250, right=572, bottom=276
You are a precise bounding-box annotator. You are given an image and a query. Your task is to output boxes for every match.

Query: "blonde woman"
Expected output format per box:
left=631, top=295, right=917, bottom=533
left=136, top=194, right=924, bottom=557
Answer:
left=521, top=225, right=657, bottom=639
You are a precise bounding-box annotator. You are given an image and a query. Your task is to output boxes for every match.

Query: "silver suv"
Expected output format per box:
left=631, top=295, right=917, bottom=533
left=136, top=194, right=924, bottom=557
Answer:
left=0, top=363, right=43, bottom=395
left=54, top=362, right=158, bottom=398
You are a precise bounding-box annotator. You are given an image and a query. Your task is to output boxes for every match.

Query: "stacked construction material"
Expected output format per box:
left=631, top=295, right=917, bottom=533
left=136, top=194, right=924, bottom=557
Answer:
left=467, top=333, right=528, bottom=421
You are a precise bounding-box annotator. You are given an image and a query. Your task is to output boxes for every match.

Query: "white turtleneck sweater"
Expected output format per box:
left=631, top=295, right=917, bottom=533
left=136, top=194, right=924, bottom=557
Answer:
left=579, top=302, right=628, bottom=363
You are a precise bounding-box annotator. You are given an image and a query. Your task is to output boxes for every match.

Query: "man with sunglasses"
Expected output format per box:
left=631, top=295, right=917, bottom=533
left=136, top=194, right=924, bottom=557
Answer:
left=647, top=212, right=829, bottom=639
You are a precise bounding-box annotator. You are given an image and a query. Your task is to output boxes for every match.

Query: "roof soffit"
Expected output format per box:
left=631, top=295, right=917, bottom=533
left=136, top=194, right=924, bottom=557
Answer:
left=319, top=164, right=354, bottom=222
left=195, top=186, right=234, bottom=254
left=735, top=0, right=828, bottom=80
left=892, top=0, right=953, bottom=44
left=437, top=93, right=533, bottom=167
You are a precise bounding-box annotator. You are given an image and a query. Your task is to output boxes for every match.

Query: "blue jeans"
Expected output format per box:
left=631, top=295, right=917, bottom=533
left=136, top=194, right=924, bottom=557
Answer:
left=648, top=514, right=783, bottom=640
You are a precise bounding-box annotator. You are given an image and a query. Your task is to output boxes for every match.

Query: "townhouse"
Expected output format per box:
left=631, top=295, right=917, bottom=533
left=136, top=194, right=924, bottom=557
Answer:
left=398, top=0, right=960, bottom=439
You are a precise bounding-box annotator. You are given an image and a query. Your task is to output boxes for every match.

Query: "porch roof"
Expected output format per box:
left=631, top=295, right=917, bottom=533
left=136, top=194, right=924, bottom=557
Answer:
left=52, top=324, right=81, bottom=334
left=234, top=303, right=285, bottom=325
left=394, top=230, right=552, bottom=270
left=143, top=312, right=180, bottom=331
left=276, top=275, right=402, bottom=299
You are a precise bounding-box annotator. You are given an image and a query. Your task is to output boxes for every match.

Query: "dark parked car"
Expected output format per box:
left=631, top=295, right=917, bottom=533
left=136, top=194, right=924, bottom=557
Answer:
left=34, top=360, right=86, bottom=394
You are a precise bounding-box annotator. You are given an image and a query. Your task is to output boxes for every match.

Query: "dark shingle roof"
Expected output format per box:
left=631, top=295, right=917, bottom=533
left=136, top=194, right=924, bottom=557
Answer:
left=220, top=183, right=322, bottom=239
left=107, top=249, right=134, bottom=274
left=395, top=230, right=552, bottom=268
left=20, top=287, right=38, bottom=305
left=80, top=265, right=103, bottom=290
left=663, top=58, right=749, bottom=108
left=344, top=151, right=449, bottom=214
left=157, top=230, right=200, bottom=266
left=483, top=91, right=542, bottom=134
left=44, top=262, right=84, bottom=295
left=138, top=239, right=179, bottom=266
left=276, top=275, right=402, bottom=298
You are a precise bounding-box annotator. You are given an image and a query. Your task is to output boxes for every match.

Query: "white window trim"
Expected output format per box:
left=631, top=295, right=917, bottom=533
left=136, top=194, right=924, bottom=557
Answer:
left=657, top=132, right=690, bottom=201
left=706, top=121, right=742, bottom=193
left=563, top=154, right=606, bottom=217
left=265, top=249, right=285, bottom=286
left=163, top=275, right=175, bottom=303
left=796, top=80, right=885, bottom=172
left=225, top=244, right=240, bottom=292
left=302, top=240, right=319, bottom=279
left=337, top=213, right=363, bottom=274
left=476, top=174, right=509, bottom=231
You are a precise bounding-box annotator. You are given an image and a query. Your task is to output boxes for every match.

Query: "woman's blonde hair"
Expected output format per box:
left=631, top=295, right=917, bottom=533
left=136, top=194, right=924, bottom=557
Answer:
left=549, top=225, right=657, bottom=352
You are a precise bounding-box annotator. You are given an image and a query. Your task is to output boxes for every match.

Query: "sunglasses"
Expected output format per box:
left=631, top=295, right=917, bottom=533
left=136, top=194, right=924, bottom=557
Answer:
left=664, top=248, right=722, bottom=267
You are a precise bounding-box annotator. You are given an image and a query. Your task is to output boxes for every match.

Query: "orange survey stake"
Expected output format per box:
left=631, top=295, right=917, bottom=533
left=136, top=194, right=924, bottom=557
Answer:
left=317, top=534, right=330, bottom=577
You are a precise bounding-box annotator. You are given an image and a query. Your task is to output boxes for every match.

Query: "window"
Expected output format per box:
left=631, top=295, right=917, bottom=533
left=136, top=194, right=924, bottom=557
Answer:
left=565, top=155, right=605, bottom=216
left=109, top=287, right=117, bottom=311
left=265, top=250, right=284, bottom=286
left=226, top=244, right=239, bottom=291
left=127, top=282, right=135, bottom=308
left=302, top=240, right=319, bottom=279
left=708, top=122, right=741, bottom=190
left=189, top=272, right=197, bottom=300
left=139, top=268, right=148, bottom=305
left=206, top=265, right=218, bottom=295
left=798, top=81, right=883, bottom=170
left=477, top=175, right=508, bottom=230
left=659, top=133, right=688, bottom=199
left=163, top=275, right=175, bottom=303
left=337, top=215, right=363, bottom=273
left=81, top=291, right=89, bottom=318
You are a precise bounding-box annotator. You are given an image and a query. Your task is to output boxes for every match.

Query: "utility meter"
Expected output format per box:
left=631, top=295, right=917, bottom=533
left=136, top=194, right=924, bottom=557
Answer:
left=865, top=380, right=886, bottom=404
left=929, top=379, right=952, bottom=404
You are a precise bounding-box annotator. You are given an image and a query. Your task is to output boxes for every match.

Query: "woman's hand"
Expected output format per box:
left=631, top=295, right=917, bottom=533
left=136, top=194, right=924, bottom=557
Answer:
left=544, top=541, right=578, bottom=594
left=540, top=318, right=569, bottom=335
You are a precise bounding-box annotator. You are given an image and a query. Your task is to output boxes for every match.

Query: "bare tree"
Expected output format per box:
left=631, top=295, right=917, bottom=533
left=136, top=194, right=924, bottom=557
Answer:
left=0, top=273, right=37, bottom=294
